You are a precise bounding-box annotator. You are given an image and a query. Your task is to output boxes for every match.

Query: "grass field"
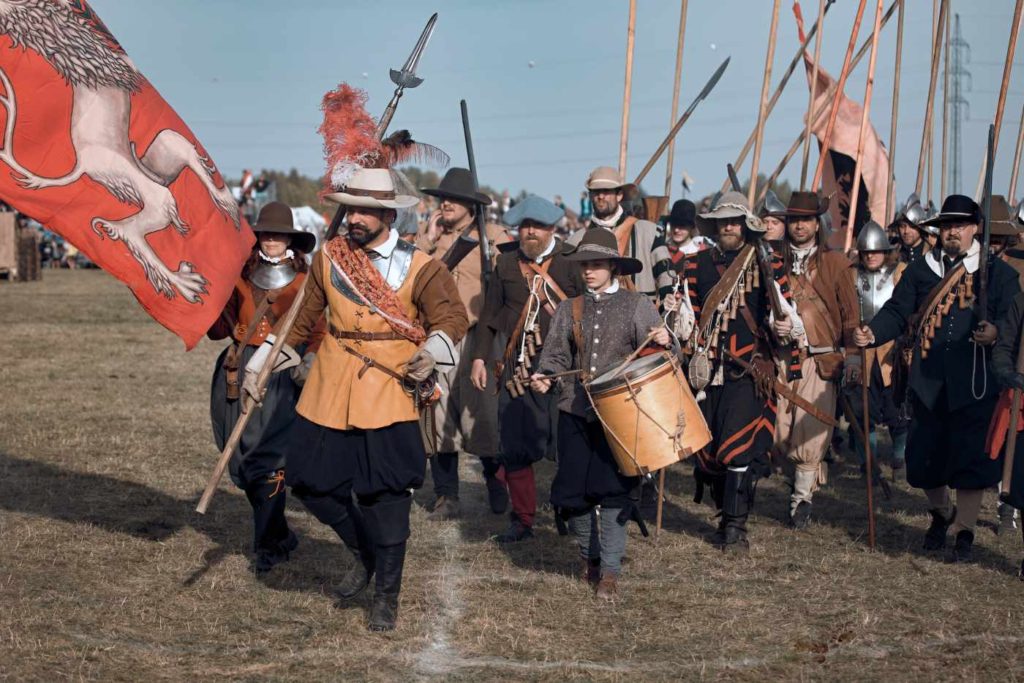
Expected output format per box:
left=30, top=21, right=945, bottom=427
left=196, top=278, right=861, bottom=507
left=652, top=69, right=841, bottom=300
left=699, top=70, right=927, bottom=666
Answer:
left=2, top=270, right=1024, bottom=682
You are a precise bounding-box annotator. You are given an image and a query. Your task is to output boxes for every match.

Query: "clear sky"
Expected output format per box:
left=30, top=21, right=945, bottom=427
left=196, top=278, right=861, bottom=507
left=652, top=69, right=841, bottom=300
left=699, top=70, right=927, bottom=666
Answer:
left=91, top=0, right=1023, bottom=209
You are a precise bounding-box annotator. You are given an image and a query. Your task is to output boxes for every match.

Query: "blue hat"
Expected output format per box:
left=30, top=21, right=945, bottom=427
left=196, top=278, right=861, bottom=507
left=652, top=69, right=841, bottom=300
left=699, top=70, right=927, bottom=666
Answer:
left=502, top=194, right=565, bottom=228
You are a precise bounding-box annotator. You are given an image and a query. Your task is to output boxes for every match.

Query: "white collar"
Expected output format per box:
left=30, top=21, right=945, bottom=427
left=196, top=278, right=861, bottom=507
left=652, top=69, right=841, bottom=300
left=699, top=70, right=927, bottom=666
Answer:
left=925, top=238, right=980, bottom=277
left=259, top=249, right=294, bottom=264
left=588, top=279, right=620, bottom=297
left=590, top=206, right=624, bottom=229
left=366, top=228, right=399, bottom=260
left=532, top=236, right=557, bottom=263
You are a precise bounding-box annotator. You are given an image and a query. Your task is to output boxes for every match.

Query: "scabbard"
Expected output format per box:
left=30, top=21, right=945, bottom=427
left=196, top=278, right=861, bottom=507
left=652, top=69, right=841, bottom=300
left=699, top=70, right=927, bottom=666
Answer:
left=723, top=349, right=839, bottom=428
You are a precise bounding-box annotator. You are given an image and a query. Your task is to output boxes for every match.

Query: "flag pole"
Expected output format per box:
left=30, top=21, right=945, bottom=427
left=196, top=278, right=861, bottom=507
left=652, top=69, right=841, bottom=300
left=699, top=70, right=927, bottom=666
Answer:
left=1009, top=101, right=1024, bottom=202
left=748, top=0, right=782, bottom=207
left=758, top=2, right=896, bottom=202
left=916, top=0, right=948, bottom=195
left=973, top=0, right=1024, bottom=200
left=811, top=0, right=869, bottom=193
left=845, top=0, right=884, bottom=254
left=800, top=0, right=828, bottom=191
left=720, top=0, right=836, bottom=195
left=885, top=0, right=905, bottom=221
left=664, top=0, right=689, bottom=199
left=619, top=0, right=638, bottom=179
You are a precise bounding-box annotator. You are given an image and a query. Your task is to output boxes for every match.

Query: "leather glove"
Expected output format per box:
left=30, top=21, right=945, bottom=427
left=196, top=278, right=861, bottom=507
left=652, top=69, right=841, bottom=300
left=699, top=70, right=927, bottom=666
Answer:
left=290, top=351, right=316, bottom=386
left=241, top=369, right=265, bottom=411
left=749, top=355, right=777, bottom=400
left=405, top=348, right=436, bottom=382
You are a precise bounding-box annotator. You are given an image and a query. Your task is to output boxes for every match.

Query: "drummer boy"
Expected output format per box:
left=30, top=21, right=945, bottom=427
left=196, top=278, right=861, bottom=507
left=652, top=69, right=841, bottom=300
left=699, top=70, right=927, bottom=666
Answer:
left=531, top=229, right=671, bottom=600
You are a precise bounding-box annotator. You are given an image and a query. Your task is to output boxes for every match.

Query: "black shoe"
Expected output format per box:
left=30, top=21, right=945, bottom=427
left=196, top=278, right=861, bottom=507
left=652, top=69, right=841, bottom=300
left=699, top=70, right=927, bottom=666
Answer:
left=486, top=479, right=509, bottom=515
left=951, top=530, right=974, bottom=563
left=368, top=594, right=399, bottom=632
left=789, top=501, right=811, bottom=530
left=997, top=503, right=1019, bottom=536
left=924, top=507, right=956, bottom=551
left=335, top=550, right=374, bottom=599
left=495, top=518, right=533, bottom=543
left=253, top=531, right=298, bottom=574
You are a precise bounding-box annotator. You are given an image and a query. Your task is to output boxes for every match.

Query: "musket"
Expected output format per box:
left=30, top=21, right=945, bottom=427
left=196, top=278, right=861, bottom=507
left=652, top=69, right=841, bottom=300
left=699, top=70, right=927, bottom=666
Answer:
left=633, top=57, right=730, bottom=187
left=461, top=99, right=492, bottom=285
left=723, top=349, right=838, bottom=427
left=197, top=15, right=439, bottom=514
left=979, top=124, right=996, bottom=323
left=324, top=13, right=438, bottom=241
left=726, top=163, right=742, bottom=195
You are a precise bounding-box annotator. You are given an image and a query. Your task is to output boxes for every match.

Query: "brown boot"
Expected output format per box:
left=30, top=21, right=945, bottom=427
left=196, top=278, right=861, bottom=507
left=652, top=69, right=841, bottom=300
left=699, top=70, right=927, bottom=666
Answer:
left=577, top=557, right=600, bottom=586
left=427, top=495, right=461, bottom=521
left=595, top=573, right=618, bottom=600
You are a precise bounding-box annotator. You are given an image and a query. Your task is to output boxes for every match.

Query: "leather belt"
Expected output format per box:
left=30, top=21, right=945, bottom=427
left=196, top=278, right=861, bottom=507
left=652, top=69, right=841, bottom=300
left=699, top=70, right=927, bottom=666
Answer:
left=330, top=324, right=402, bottom=341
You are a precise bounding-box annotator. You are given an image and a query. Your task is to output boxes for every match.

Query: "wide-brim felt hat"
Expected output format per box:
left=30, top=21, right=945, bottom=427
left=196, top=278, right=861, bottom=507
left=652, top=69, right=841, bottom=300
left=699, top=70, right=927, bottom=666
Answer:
left=921, top=193, right=982, bottom=227
left=325, top=168, right=419, bottom=210
left=564, top=227, right=643, bottom=276
left=585, top=166, right=638, bottom=200
left=667, top=199, right=696, bottom=227
left=696, top=190, right=765, bottom=235
left=783, top=191, right=829, bottom=217
left=252, top=201, right=316, bottom=253
left=421, top=167, right=491, bottom=206
left=503, top=194, right=564, bottom=228
left=989, top=195, right=1022, bottom=236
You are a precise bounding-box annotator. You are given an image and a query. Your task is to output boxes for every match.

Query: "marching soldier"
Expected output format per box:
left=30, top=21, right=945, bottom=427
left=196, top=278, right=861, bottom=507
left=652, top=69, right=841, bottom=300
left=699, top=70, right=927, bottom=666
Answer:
left=652, top=199, right=712, bottom=341
left=772, top=192, right=860, bottom=529
left=841, top=221, right=908, bottom=476
left=669, top=191, right=798, bottom=552
left=855, top=194, right=1020, bottom=562
left=892, top=193, right=937, bottom=265
left=568, top=166, right=659, bottom=298
left=989, top=195, right=1024, bottom=287
left=207, top=202, right=321, bottom=573
left=470, top=195, right=583, bottom=542
left=416, top=168, right=511, bottom=520
left=990, top=289, right=1024, bottom=567
left=531, top=228, right=670, bottom=598
left=248, top=168, right=469, bottom=631
left=759, top=189, right=788, bottom=242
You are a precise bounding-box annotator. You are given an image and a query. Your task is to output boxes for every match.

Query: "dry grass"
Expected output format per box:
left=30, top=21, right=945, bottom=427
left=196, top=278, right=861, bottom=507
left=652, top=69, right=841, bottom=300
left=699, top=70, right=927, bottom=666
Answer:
left=2, top=270, right=1024, bottom=682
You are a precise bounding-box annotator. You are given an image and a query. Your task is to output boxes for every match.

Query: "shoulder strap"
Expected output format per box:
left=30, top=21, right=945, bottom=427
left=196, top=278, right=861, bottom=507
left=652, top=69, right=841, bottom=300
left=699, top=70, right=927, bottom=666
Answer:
left=913, top=261, right=967, bottom=336
left=571, top=296, right=588, bottom=381
left=527, top=259, right=569, bottom=303
left=613, top=216, right=638, bottom=256
left=697, top=245, right=755, bottom=332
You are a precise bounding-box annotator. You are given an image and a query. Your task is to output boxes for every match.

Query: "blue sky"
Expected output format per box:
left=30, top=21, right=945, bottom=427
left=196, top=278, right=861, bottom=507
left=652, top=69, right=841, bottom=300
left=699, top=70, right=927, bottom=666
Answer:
left=92, top=0, right=1022, bottom=208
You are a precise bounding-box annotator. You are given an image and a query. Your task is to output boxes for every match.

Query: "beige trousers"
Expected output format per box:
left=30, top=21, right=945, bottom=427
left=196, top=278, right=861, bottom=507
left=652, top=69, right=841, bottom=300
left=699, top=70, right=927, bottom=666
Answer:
left=775, top=356, right=837, bottom=509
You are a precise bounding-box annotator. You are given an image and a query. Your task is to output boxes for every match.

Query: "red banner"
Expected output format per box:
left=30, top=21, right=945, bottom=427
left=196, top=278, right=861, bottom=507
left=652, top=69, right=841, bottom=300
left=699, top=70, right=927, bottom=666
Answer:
left=0, top=1, right=253, bottom=348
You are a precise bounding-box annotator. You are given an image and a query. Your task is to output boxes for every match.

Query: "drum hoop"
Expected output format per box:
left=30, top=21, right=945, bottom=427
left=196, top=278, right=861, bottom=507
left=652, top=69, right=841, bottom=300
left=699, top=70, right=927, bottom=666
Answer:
left=588, top=351, right=673, bottom=398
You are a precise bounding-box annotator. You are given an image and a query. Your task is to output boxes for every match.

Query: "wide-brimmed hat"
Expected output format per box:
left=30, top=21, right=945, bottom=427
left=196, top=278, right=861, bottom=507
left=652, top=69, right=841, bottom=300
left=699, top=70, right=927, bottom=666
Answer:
left=503, top=194, right=564, bottom=228
left=921, top=194, right=982, bottom=228
left=251, top=201, right=316, bottom=253
left=783, top=191, right=829, bottom=218
left=990, top=195, right=1022, bottom=236
left=584, top=166, right=638, bottom=200
left=565, top=228, right=643, bottom=275
left=325, top=168, right=419, bottom=209
left=696, top=190, right=764, bottom=235
left=421, top=167, right=491, bottom=206
left=667, top=199, right=696, bottom=228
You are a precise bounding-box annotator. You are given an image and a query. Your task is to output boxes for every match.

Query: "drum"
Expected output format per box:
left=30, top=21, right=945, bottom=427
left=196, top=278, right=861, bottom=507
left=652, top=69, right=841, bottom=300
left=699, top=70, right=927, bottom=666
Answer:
left=587, top=352, right=711, bottom=477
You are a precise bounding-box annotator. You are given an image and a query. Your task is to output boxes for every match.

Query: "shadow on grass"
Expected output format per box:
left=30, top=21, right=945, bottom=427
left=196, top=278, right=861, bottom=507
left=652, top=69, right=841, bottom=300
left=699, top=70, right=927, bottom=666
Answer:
left=0, top=451, right=356, bottom=595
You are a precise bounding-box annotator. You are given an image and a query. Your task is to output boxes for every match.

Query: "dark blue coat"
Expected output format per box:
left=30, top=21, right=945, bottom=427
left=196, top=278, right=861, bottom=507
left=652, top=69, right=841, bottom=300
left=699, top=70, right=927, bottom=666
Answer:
left=869, top=245, right=1020, bottom=412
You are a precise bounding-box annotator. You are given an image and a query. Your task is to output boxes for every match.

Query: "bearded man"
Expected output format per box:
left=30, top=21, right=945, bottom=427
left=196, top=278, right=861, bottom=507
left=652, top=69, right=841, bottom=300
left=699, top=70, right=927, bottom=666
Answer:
left=415, top=168, right=511, bottom=520
left=568, top=166, right=659, bottom=298
left=254, top=168, right=468, bottom=631
left=472, top=195, right=584, bottom=542
left=855, top=194, right=1020, bottom=562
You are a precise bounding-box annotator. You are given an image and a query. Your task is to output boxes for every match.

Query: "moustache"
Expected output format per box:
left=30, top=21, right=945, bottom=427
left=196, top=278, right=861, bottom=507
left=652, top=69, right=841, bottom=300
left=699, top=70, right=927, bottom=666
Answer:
left=349, top=223, right=368, bottom=232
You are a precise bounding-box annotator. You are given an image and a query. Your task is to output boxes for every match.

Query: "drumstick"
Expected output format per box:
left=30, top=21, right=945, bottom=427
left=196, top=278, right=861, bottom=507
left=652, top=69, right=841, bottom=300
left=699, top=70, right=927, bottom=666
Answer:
left=539, top=368, right=586, bottom=381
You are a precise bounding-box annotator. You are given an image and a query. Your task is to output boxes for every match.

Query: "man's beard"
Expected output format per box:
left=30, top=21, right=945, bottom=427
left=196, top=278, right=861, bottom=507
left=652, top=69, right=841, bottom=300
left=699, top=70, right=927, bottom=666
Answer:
left=593, top=202, right=619, bottom=219
left=941, top=238, right=964, bottom=257
left=718, top=234, right=744, bottom=251
left=348, top=223, right=385, bottom=246
left=521, top=235, right=551, bottom=260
